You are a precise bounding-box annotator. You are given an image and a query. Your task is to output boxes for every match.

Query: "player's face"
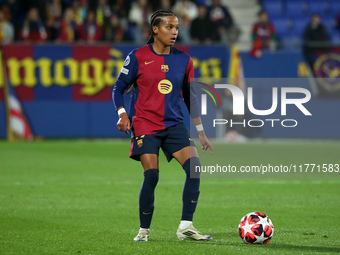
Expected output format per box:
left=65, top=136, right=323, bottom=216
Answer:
left=154, top=16, right=179, bottom=46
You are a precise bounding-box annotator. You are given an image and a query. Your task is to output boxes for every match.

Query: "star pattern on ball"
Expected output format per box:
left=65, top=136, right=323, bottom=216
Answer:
left=254, top=231, right=266, bottom=244
left=239, top=212, right=274, bottom=244
left=241, top=218, right=253, bottom=236
left=257, top=216, right=269, bottom=226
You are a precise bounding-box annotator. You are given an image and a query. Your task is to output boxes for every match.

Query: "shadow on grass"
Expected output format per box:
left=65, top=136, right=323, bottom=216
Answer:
left=181, top=232, right=340, bottom=254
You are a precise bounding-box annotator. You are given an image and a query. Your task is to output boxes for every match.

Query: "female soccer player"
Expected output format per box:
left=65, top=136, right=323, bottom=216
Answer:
left=112, top=10, right=213, bottom=242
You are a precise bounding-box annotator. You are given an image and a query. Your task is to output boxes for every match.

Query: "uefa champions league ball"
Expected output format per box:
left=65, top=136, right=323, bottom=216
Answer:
left=238, top=212, right=274, bottom=244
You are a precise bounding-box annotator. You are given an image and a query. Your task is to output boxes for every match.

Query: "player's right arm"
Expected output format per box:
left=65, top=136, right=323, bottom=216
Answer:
left=112, top=50, right=139, bottom=134
left=117, top=110, right=130, bottom=134
left=113, top=80, right=131, bottom=134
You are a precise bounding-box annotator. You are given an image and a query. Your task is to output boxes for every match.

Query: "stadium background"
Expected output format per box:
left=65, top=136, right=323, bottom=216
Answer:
left=0, top=44, right=339, bottom=139
left=0, top=0, right=340, bottom=139
left=1, top=0, right=339, bottom=254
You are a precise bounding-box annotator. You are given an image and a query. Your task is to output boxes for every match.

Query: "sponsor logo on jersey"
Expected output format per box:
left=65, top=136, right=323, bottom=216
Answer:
left=124, top=56, right=130, bottom=66
left=158, top=79, right=173, bottom=94
left=161, top=65, right=169, bottom=72
left=145, top=60, right=154, bottom=65
left=121, top=67, right=129, bottom=75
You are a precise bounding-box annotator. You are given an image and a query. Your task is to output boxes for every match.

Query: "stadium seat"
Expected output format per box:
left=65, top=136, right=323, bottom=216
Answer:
left=271, top=18, right=293, bottom=36
left=262, top=0, right=284, bottom=18
left=328, top=0, right=340, bottom=16
left=331, top=31, right=340, bottom=43
left=307, top=1, right=329, bottom=16
left=292, top=18, right=309, bottom=37
left=322, top=18, right=335, bottom=33
left=286, top=0, right=308, bottom=18
left=280, top=34, right=302, bottom=49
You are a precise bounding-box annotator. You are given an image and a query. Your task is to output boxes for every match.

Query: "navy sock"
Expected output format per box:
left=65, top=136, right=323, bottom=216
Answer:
left=139, top=168, right=159, bottom=228
left=181, top=157, right=200, bottom=221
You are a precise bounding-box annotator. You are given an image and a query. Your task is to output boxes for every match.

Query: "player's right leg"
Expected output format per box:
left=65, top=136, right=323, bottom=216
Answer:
left=133, top=154, right=159, bottom=242
left=129, top=133, right=162, bottom=241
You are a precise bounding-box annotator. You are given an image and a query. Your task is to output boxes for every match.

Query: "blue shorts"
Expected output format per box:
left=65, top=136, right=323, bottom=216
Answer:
left=129, top=122, right=195, bottom=162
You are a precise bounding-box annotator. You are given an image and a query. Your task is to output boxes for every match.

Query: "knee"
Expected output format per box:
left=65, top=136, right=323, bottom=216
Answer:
left=183, top=157, right=201, bottom=170
left=141, top=154, right=159, bottom=171
left=144, top=168, right=159, bottom=183
left=182, top=157, right=201, bottom=178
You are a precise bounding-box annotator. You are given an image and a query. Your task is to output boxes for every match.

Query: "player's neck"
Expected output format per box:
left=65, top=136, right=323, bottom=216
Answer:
left=152, top=41, right=171, bottom=55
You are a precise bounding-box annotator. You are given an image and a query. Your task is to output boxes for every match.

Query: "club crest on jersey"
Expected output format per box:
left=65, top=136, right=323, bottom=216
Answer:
left=137, top=139, right=143, bottom=148
left=158, top=79, right=173, bottom=94
left=161, top=65, right=169, bottom=72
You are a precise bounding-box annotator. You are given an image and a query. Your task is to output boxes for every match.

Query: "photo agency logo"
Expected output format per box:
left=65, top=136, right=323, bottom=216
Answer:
left=197, top=82, right=312, bottom=128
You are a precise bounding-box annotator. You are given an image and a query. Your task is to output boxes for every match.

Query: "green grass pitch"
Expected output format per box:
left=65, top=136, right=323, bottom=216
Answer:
left=0, top=140, right=339, bottom=254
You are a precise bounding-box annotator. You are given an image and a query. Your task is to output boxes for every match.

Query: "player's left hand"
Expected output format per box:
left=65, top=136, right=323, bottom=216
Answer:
left=199, top=133, right=214, bottom=155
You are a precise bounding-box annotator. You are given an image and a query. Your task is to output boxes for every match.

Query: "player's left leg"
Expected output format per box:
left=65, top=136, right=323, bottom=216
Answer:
left=172, top=146, right=212, bottom=241
left=161, top=122, right=212, bottom=240
left=172, top=146, right=200, bottom=222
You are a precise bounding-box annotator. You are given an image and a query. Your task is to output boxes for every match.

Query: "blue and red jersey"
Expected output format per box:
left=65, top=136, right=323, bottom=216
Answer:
left=252, top=22, right=276, bottom=50
left=113, top=44, right=199, bottom=137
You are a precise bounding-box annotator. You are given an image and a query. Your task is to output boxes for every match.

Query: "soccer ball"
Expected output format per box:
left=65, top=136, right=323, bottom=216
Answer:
left=238, top=212, right=274, bottom=244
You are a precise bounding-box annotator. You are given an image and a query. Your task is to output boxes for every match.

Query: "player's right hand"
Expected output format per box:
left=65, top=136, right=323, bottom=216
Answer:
left=117, top=113, right=130, bottom=135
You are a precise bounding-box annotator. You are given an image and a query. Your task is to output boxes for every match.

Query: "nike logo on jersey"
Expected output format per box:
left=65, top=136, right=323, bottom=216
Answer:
left=145, top=60, right=154, bottom=65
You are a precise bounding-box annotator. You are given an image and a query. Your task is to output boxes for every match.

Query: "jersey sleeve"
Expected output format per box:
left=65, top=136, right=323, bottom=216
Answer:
left=182, top=57, right=200, bottom=118
left=112, top=78, right=129, bottom=111
left=112, top=50, right=139, bottom=111
left=117, top=50, right=139, bottom=84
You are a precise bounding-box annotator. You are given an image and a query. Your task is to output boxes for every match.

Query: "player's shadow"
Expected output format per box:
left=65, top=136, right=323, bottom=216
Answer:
left=191, top=232, right=340, bottom=254
left=258, top=244, right=340, bottom=253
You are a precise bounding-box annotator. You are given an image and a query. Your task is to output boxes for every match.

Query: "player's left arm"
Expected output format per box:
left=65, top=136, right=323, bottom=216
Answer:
left=183, top=57, right=213, bottom=155
left=192, top=117, right=214, bottom=154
